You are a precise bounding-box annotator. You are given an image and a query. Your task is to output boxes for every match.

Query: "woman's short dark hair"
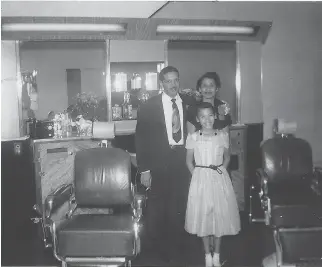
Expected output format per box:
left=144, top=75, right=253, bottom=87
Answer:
left=196, top=102, right=214, bottom=115
left=196, top=72, right=221, bottom=91
left=159, top=66, right=179, bottom=82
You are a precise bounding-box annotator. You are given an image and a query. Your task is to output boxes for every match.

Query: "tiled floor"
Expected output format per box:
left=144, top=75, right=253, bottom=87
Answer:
left=1, top=212, right=274, bottom=267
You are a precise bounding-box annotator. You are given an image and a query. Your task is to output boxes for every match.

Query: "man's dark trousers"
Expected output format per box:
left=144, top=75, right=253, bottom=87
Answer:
left=145, top=146, right=190, bottom=255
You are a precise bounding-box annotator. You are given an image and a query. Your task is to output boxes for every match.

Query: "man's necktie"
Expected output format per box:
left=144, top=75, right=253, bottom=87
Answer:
left=171, top=99, right=182, bottom=143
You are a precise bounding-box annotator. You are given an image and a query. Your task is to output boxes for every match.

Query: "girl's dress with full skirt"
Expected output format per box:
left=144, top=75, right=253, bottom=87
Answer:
left=185, top=130, right=241, bottom=237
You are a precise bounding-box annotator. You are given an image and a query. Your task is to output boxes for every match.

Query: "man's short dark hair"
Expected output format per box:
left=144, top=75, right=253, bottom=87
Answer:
left=159, top=66, right=179, bottom=82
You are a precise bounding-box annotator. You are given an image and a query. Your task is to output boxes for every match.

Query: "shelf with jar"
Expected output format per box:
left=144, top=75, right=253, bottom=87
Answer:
left=110, top=61, right=165, bottom=121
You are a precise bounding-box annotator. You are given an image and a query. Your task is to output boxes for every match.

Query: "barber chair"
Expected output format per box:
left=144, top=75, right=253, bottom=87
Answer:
left=44, top=147, right=145, bottom=267
left=249, top=134, right=322, bottom=267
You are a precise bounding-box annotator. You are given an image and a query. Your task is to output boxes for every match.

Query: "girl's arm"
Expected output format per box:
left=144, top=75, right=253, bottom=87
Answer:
left=186, top=148, right=195, bottom=175
left=222, top=147, right=231, bottom=169
left=187, top=121, right=196, bottom=134
left=221, top=128, right=230, bottom=169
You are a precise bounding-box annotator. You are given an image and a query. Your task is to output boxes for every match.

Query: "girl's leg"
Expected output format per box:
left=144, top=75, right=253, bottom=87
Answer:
left=202, top=236, right=212, bottom=267
left=212, top=236, right=222, bottom=266
left=202, top=236, right=211, bottom=254
left=213, top=236, right=221, bottom=254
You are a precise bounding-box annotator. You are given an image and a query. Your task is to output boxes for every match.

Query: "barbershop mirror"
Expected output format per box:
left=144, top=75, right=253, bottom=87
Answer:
left=19, top=41, right=107, bottom=122
left=168, top=40, right=237, bottom=123
left=109, top=40, right=166, bottom=120
left=18, top=39, right=258, bottom=126
left=109, top=39, right=237, bottom=123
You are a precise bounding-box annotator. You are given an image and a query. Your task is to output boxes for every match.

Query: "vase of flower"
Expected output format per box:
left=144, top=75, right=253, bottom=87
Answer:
left=70, top=92, right=100, bottom=121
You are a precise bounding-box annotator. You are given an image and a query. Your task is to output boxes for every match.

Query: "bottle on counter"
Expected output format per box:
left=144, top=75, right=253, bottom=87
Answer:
left=131, top=73, right=142, bottom=90
left=122, top=91, right=133, bottom=120
left=112, top=104, right=123, bottom=121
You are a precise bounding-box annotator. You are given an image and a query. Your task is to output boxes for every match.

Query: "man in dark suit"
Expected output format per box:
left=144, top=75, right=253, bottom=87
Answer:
left=135, top=66, right=191, bottom=261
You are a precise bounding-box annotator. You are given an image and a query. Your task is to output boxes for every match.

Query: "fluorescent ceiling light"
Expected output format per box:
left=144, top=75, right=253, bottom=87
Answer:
left=156, top=25, right=254, bottom=35
left=2, top=23, right=126, bottom=33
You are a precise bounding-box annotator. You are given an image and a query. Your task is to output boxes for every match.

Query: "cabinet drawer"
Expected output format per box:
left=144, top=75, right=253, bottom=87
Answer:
left=230, top=129, right=245, bottom=153
left=34, top=140, right=99, bottom=211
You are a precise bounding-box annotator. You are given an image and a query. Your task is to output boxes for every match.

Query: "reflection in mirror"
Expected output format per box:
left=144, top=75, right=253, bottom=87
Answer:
left=109, top=40, right=166, bottom=121
left=168, top=40, right=237, bottom=123
left=19, top=41, right=107, bottom=127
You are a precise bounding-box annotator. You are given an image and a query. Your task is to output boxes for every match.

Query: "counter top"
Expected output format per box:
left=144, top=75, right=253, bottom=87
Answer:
left=32, top=120, right=137, bottom=144
left=32, top=135, right=93, bottom=144
left=31, top=121, right=246, bottom=144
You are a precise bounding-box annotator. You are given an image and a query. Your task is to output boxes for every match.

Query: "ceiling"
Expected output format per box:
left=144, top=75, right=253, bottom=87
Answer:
left=1, top=1, right=169, bottom=18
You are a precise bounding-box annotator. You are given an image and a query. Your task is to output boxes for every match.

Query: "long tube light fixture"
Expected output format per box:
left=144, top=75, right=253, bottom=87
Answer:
left=1, top=23, right=126, bottom=33
left=156, top=25, right=255, bottom=35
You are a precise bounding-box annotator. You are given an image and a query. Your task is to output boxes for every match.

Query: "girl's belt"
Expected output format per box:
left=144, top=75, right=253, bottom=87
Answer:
left=195, top=164, right=223, bottom=174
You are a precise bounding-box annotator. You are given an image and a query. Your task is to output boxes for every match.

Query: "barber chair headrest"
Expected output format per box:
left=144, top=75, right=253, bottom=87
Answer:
left=261, top=135, right=313, bottom=183
left=74, top=147, right=132, bottom=207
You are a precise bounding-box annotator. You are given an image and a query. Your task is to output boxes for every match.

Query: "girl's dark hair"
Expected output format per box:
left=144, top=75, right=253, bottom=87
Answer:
left=196, top=102, right=214, bottom=115
left=196, top=72, right=221, bottom=91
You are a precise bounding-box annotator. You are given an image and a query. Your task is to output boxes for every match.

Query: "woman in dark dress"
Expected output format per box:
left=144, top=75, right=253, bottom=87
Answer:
left=187, top=72, right=232, bottom=134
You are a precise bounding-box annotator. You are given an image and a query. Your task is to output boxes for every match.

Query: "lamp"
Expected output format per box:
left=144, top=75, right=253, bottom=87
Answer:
left=156, top=25, right=255, bottom=35
left=1, top=23, right=126, bottom=33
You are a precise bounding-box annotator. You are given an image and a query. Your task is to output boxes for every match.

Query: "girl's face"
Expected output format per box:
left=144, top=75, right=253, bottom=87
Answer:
left=197, top=107, right=215, bottom=130
left=199, top=78, right=218, bottom=100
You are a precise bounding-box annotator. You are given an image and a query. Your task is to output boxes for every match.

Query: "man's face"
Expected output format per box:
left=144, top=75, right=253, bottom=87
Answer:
left=161, top=71, right=179, bottom=98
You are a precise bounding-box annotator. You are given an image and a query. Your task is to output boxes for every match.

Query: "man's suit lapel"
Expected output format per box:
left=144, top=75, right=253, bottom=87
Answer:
left=154, top=94, right=169, bottom=144
left=154, top=94, right=166, bottom=124
left=182, top=103, right=188, bottom=141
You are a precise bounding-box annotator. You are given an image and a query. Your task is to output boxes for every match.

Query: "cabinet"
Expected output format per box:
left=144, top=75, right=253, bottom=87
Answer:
left=32, top=137, right=101, bottom=214
left=229, top=125, right=247, bottom=211
left=1, top=137, right=35, bottom=241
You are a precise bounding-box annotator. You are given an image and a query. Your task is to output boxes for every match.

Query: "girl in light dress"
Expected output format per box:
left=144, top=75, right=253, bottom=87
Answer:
left=185, top=102, right=241, bottom=267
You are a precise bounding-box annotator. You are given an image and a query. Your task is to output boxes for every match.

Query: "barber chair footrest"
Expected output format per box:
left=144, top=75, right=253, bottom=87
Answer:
left=57, top=214, right=135, bottom=257
left=277, top=227, right=322, bottom=264
left=271, top=205, right=322, bottom=227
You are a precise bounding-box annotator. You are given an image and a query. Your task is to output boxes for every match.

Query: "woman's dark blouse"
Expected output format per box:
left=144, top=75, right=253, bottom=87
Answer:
left=186, top=98, right=232, bottom=130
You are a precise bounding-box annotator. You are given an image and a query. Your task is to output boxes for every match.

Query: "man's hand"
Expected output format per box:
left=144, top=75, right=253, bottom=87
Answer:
left=140, top=171, right=152, bottom=188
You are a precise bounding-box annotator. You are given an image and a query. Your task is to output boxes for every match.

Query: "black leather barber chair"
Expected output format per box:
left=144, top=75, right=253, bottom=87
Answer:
left=44, top=147, right=145, bottom=267
left=249, top=134, right=322, bottom=267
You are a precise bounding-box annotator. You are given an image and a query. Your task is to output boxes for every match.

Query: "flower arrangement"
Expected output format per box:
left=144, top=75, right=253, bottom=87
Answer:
left=70, top=92, right=100, bottom=121
left=180, top=88, right=202, bottom=101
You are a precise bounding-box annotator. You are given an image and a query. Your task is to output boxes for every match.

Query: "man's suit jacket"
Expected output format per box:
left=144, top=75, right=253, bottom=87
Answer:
left=135, top=93, right=190, bottom=173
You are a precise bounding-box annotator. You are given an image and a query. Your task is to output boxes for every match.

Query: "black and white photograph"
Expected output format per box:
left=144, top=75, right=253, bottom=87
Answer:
left=1, top=1, right=322, bottom=267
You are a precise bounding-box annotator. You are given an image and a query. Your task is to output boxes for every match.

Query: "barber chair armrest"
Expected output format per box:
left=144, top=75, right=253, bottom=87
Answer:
left=132, top=183, right=147, bottom=222
left=312, top=167, right=322, bottom=196
left=256, top=168, right=269, bottom=196
left=44, top=184, right=74, bottom=219
left=256, top=169, right=270, bottom=224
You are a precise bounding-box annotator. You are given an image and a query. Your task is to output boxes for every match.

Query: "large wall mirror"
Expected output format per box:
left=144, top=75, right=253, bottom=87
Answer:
left=2, top=17, right=271, bottom=134
left=19, top=41, right=107, bottom=121
left=18, top=40, right=238, bottom=124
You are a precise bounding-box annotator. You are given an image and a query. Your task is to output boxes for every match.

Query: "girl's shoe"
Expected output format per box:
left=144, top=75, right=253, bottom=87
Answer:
left=205, top=253, right=212, bottom=267
left=212, top=253, right=221, bottom=267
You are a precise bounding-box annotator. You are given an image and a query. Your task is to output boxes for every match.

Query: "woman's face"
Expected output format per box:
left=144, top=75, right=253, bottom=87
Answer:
left=199, top=78, right=218, bottom=100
